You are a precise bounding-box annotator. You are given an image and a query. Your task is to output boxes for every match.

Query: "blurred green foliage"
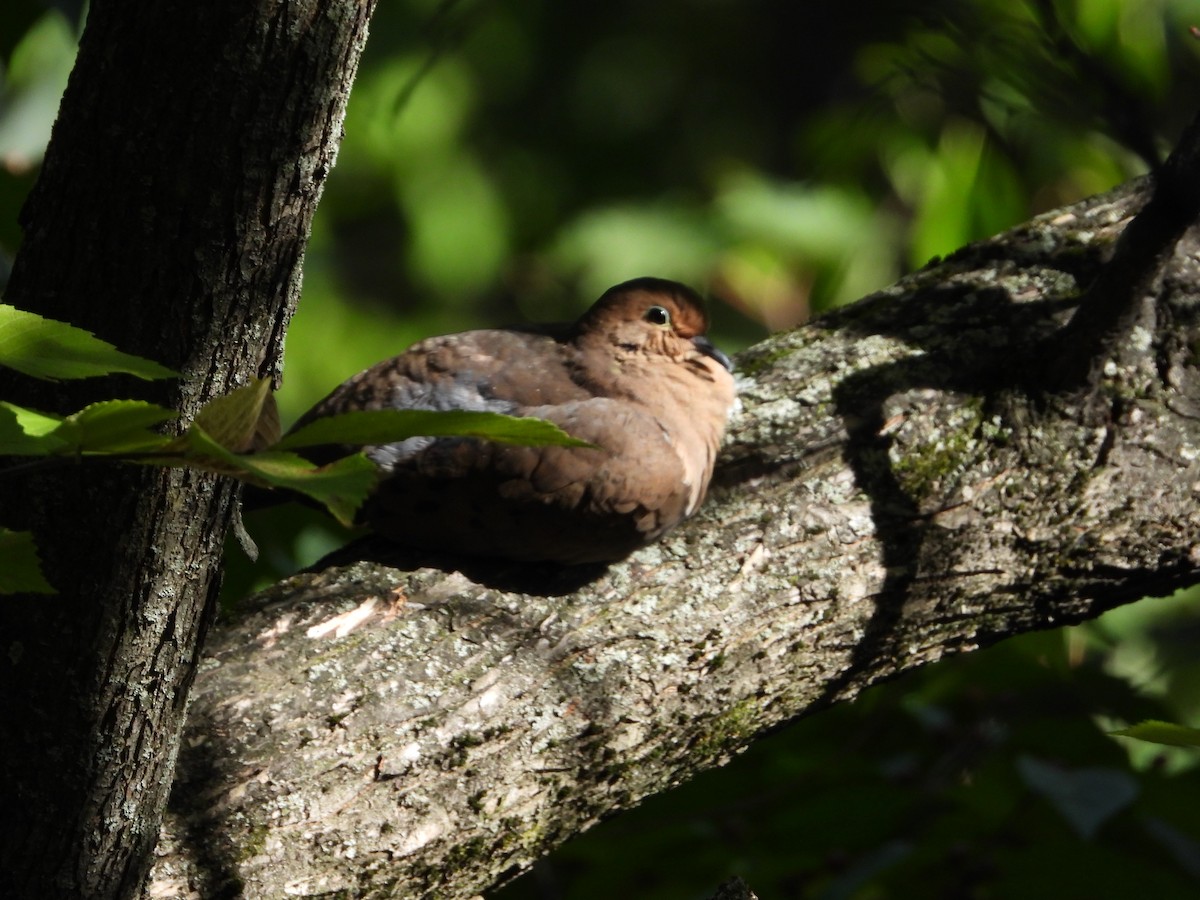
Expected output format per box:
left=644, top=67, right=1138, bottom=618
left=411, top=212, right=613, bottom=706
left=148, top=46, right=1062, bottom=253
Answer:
left=3, top=0, right=1199, bottom=896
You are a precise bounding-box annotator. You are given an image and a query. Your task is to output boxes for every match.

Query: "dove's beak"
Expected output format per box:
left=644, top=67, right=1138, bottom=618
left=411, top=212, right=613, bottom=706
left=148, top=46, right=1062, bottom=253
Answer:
left=693, top=335, right=733, bottom=372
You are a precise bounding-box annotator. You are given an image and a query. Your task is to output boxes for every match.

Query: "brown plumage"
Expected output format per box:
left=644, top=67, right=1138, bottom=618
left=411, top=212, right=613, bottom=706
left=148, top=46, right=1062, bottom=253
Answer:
left=293, top=277, right=737, bottom=564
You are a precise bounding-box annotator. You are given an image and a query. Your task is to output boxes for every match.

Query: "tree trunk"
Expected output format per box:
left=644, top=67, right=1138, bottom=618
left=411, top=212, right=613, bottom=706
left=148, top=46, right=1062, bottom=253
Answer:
left=145, top=178, right=1200, bottom=898
left=0, top=2, right=376, bottom=897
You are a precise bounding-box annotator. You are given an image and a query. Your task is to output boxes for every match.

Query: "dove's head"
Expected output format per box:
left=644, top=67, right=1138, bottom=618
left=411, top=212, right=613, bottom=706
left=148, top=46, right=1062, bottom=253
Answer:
left=576, top=277, right=735, bottom=382
left=574, top=277, right=737, bottom=518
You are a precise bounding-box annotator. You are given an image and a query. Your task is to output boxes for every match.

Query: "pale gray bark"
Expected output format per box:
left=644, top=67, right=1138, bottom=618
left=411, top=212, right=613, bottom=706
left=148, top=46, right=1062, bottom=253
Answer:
left=147, top=179, right=1200, bottom=898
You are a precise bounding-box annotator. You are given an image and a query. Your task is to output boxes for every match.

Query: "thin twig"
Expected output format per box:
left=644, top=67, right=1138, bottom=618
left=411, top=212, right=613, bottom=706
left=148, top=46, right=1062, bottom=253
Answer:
left=1046, top=105, right=1200, bottom=392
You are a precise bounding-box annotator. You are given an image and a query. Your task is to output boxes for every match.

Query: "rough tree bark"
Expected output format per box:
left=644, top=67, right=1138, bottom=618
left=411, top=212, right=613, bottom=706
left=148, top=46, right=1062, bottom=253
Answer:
left=145, top=176, right=1200, bottom=898
left=0, top=2, right=376, bottom=898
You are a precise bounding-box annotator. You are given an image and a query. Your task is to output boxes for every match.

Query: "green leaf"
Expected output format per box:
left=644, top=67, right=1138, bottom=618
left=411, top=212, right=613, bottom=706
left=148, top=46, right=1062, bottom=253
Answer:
left=183, top=425, right=377, bottom=526
left=0, top=400, right=176, bottom=456
left=236, top=450, right=378, bottom=526
left=0, top=528, right=55, bottom=594
left=190, top=377, right=278, bottom=452
left=0, top=400, right=62, bottom=436
left=0, top=401, right=66, bottom=454
left=0, top=303, right=177, bottom=381
left=1016, top=755, right=1138, bottom=840
left=1110, top=720, right=1200, bottom=749
left=55, top=400, right=177, bottom=453
left=277, top=408, right=593, bottom=452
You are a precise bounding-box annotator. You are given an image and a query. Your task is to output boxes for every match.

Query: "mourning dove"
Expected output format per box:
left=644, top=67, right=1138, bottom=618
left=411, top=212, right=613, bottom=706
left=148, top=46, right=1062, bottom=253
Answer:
left=291, top=277, right=737, bottom=564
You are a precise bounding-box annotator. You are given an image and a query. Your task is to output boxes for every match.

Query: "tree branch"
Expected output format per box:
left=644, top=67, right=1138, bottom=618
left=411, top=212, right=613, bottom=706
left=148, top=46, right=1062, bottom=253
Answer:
left=148, top=177, right=1200, bottom=898
left=1047, top=107, right=1200, bottom=392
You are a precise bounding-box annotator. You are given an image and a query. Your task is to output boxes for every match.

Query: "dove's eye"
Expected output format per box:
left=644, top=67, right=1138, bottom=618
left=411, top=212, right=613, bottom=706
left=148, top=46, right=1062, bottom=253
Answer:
left=644, top=305, right=671, bottom=326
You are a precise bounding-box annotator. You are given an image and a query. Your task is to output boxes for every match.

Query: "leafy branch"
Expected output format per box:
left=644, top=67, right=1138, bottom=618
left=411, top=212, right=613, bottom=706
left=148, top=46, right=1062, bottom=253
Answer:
left=0, top=304, right=587, bottom=594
